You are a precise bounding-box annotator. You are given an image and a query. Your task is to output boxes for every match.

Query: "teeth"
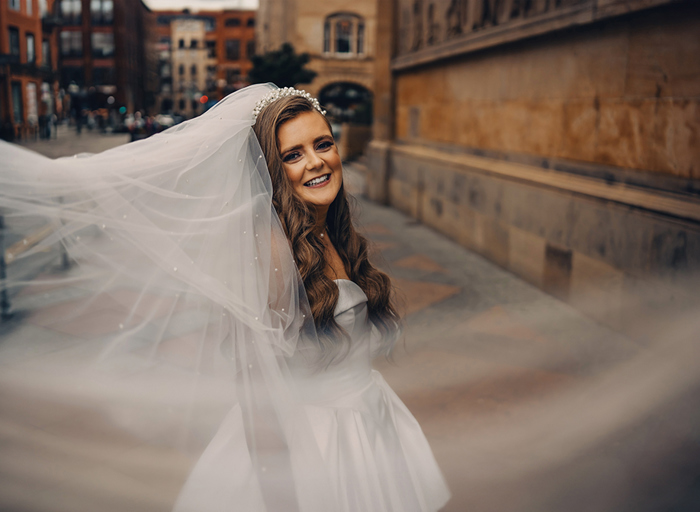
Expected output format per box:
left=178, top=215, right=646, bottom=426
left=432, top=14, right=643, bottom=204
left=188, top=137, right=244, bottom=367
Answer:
left=305, top=175, right=329, bottom=187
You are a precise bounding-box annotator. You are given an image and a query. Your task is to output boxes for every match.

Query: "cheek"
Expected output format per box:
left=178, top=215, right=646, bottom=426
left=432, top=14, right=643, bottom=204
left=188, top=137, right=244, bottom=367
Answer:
left=283, top=164, right=304, bottom=188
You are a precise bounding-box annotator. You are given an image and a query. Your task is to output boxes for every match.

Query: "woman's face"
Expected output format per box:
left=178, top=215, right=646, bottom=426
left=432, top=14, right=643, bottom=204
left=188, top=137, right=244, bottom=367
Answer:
left=277, top=111, right=342, bottom=215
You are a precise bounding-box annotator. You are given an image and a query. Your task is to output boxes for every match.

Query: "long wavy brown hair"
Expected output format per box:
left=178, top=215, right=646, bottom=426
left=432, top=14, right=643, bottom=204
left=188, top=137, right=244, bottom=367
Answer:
left=253, top=94, right=400, bottom=361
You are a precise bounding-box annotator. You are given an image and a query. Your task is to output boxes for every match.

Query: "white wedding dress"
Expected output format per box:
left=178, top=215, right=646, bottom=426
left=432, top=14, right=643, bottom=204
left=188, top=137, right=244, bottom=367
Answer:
left=174, top=279, right=450, bottom=512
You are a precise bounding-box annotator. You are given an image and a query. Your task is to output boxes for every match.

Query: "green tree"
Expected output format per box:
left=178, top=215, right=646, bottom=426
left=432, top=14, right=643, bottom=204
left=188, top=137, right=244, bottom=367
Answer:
left=248, top=43, right=317, bottom=88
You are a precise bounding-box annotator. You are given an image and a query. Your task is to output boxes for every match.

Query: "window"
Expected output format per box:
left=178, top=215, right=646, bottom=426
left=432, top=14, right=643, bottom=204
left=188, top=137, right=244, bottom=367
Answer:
left=203, top=17, right=215, bottom=31
left=225, top=67, right=240, bottom=83
left=179, top=99, right=185, bottom=110
left=205, top=65, right=217, bottom=91
left=335, top=20, right=352, bottom=53
left=26, top=0, right=33, bottom=15
left=91, top=0, right=113, bottom=25
left=92, top=67, right=115, bottom=86
left=191, top=99, right=197, bottom=111
left=91, top=32, right=114, bottom=58
left=323, top=13, right=365, bottom=56
left=225, top=18, right=240, bottom=27
left=42, top=39, right=51, bottom=67
left=9, top=27, right=20, bottom=59
left=225, top=39, right=240, bottom=60
left=247, top=18, right=255, bottom=27
left=60, top=0, right=82, bottom=25
left=178, top=39, right=185, bottom=49
left=324, top=21, right=331, bottom=53
left=60, top=30, right=82, bottom=57
left=190, top=64, right=197, bottom=76
left=60, top=66, right=84, bottom=87
left=190, top=39, right=198, bottom=49
left=26, top=34, right=36, bottom=64
left=357, top=22, right=365, bottom=53
left=178, top=64, right=184, bottom=75
left=9, top=0, right=20, bottom=11
left=11, top=82, right=23, bottom=122
left=246, top=39, right=255, bottom=59
left=206, top=40, right=216, bottom=58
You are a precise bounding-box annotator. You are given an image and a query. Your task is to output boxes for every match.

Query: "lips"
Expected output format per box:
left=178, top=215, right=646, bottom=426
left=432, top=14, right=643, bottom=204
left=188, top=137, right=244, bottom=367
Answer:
left=304, top=174, right=331, bottom=187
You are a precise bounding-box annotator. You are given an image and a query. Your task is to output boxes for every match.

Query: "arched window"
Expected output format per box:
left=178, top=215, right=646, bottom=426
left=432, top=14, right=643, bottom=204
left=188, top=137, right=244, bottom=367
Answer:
left=323, top=13, right=365, bottom=57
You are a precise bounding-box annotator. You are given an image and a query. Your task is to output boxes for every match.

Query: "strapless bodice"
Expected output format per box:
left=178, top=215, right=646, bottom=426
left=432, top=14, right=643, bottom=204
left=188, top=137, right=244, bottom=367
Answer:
left=288, top=279, right=380, bottom=405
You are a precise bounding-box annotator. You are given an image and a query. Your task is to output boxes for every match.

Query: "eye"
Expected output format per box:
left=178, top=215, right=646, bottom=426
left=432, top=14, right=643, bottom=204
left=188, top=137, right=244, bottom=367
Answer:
left=282, top=151, right=301, bottom=163
left=316, top=139, right=334, bottom=151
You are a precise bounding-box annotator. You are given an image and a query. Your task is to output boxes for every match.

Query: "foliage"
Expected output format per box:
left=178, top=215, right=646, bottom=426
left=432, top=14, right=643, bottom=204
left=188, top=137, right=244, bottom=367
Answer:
left=248, top=43, right=317, bottom=88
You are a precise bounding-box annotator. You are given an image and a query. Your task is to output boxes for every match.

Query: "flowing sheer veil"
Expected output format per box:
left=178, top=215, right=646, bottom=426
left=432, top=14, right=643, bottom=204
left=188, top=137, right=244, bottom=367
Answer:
left=0, top=83, right=338, bottom=510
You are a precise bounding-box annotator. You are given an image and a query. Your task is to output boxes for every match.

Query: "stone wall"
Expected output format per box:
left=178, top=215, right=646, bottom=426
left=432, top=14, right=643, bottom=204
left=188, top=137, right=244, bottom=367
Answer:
left=381, top=143, right=700, bottom=334
left=395, top=3, right=700, bottom=178
left=367, top=0, right=700, bottom=335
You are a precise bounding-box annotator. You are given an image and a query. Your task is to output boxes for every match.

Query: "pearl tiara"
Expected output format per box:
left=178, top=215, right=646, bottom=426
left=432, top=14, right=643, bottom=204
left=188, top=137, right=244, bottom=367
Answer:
left=252, top=87, right=326, bottom=121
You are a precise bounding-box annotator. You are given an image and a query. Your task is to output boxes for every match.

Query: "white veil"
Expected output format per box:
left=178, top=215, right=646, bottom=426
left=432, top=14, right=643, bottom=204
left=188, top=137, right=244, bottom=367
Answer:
left=0, top=83, right=338, bottom=511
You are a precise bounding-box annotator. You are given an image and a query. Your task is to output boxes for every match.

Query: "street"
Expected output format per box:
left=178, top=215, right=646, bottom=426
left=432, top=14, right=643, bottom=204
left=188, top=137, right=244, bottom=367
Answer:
left=1, top=127, right=699, bottom=512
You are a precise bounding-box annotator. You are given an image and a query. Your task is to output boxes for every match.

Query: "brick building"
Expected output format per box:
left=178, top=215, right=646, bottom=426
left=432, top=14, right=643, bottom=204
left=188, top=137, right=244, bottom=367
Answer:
left=0, top=0, right=61, bottom=140
left=152, top=8, right=255, bottom=117
left=56, top=0, right=157, bottom=115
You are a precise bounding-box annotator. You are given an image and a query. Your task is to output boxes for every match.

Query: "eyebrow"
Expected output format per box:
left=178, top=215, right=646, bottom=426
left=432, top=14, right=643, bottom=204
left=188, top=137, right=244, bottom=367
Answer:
left=280, top=135, right=332, bottom=155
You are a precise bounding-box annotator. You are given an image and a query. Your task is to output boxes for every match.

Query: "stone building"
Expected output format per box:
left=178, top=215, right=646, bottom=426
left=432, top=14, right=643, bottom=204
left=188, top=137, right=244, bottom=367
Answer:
left=170, top=18, right=209, bottom=118
left=257, top=0, right=376, bottom=139
left=367, top=0, right=700, bottom=335
left=0, top=0, right=60, bottom=140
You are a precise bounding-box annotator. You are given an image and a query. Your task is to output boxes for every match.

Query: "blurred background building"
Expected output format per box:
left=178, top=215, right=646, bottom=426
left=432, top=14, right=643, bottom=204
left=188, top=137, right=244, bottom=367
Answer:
left=257, top=0, right=376, bottom=158
left=0, top=0, right=60, bottom=140
left=367, top=0, right=700, bottom=336
left=56, top=0, right=157, bottom=116
left=152, top=8, right=255, bottom=118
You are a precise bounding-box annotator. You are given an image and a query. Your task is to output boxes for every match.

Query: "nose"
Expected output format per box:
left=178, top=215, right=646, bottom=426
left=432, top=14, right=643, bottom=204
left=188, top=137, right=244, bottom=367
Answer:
left=305, top=151, right=323, bottom=171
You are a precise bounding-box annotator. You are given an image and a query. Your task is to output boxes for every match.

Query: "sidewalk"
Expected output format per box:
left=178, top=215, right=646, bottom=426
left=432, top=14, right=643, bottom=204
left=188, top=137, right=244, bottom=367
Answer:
left=17, top=123, right=130, bottom=159
left=344, top=162, right=700, bottom=512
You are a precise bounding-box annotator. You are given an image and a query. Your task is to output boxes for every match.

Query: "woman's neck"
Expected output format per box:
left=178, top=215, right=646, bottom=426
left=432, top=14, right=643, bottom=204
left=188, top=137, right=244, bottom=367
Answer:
left=313, top=206, right=328, bottom=236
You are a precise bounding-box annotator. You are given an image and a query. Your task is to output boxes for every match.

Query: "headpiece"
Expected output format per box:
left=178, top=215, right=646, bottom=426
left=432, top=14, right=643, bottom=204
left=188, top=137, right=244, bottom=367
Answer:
left=252, top=86, right=326, bottom=121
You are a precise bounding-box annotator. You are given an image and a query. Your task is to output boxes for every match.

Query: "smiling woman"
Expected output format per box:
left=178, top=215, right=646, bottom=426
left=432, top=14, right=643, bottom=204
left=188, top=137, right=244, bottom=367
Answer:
left=0, top=83, right=449, bottom=512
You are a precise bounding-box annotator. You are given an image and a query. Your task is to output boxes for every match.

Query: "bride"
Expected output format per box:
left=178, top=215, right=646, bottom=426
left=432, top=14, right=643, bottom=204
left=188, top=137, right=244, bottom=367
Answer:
left=0, top=84, right=450, bottom=511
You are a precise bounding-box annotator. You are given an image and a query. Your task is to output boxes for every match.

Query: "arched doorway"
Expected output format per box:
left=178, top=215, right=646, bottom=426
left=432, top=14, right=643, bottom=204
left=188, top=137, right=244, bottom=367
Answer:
left=318, top=82, right=372, bottom=125
left=318, top=82, right=373, bottom=160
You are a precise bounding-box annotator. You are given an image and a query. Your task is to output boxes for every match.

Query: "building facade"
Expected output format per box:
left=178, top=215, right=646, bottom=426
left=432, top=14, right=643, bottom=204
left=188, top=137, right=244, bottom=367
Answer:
left=56, top=0, right=157, bottom=115
left=153, top=9, right=255, bottom=117
left=0, top=0, right=60, bottom=140
left=171, top=18, right=208, bottom=117
left=256, top=0, right=376, bottom=127
left=367, top=0, right=700, bottom=335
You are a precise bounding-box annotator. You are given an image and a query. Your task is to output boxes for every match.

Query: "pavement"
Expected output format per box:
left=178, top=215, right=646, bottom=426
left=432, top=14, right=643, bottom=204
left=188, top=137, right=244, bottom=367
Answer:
left=1, top=128, right=699, bottom=512
left=16, top=123, right=131, bottom=158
